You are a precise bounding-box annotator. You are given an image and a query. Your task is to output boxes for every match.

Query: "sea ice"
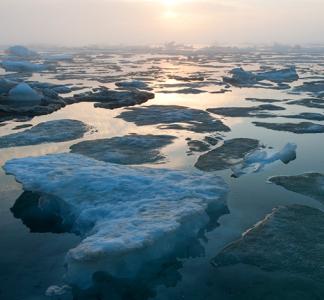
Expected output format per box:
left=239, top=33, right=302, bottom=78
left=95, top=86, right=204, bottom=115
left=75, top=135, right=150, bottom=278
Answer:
left=223, top=66, right=298, bottom=87
left=269, top=173, right=324, bottom=204
left=6, top=45, right=38, bottom=58
left=116, top=105, right=230, bottom=133
left=158, top=88, right=207, bottom=94
left=0, top=78, right=17, bottom=94
left=8, top=83, right=42, bottom=103
left=1, top=61, right=47, bottom=73
left=231, top=143, right=297, bottom=178
left=207, top=104, right=284, bottom=118
left=212, top=205, right=324, bottom=282
left=287, top=98, right=324, bottom=109
left=115, top=80, right=151, bottom=91
left=187, top=140, right=210, bottom=153
left=4, top=153, right=228, bottom=286
left=72, top=87, right=155, bottom=109
left=292, top=81, right=324, bottom=97
left=284, top=112, right=324, bottom=121
left=0, top=119, right=90, bottom=148
left=43, top=54, right=74, bottom=62
left=70, top=134, right=176, bottom=165
left=195, top=138, right=260, bottom=171
left=253, top=121, right=324, bottom=133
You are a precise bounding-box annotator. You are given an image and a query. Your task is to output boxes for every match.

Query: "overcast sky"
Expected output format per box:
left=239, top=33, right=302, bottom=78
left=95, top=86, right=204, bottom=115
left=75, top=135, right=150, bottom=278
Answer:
left=0, top=0, right=323, bottom=46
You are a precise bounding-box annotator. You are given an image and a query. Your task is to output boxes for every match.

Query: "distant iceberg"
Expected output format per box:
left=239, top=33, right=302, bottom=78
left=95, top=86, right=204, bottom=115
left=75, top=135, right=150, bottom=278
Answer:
left=4, top=153, right=228, bottom=287
left=1, top=60, right=47, bottom=72
left=6, top=45, right=38, bottom=58
left=8, top=83, right=42, bottom=102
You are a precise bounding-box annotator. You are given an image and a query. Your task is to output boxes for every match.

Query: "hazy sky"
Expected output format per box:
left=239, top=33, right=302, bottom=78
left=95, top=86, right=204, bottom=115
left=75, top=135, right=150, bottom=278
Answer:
left=0, top=0, right=323, bottom=46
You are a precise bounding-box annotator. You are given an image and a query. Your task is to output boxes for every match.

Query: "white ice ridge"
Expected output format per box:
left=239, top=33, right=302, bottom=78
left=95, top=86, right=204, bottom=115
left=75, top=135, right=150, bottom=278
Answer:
left=231, top=143, right=297, bottom=178
left=4, top=153, right=228, bottom=286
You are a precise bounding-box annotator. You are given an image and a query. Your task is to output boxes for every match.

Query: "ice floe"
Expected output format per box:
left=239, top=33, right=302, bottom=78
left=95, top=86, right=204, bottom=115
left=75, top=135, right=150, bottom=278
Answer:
left=71, top=87, right=155, bottom=109
left=195, top=138, right=260, bottom=171
left=212, top=205, right=324, bottom=283
left=207, top=104, right=285, bottom=118
left=115, top=80, right=151, bottom=91
left=284, top=112, right=324, bottom=121
left=116, top=105, right=230, bottom=133
left=269, top=173, right=324, bottom=203
left=253, top=121, right=324, bottom=134
left=223, top=66, right=298, bottom=87
left=4, top=153, right=229, bottom=286
left=1, top=61, right=47, bottom=73
left=70, top=134, right=176, bottom=165
left=292, top=81, right=324, bottom=97
left=231, top=143, right=297, bottom=178
left=0, top=119, right=90, bottom=148
left=158, top=88, right=207, bottom=94
left=287, top=98, right=324, bottom=109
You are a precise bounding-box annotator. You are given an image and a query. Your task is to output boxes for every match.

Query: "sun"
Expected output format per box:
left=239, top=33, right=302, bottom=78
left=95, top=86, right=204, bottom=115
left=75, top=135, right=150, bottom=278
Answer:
left=162, top=0, right=177, bottom=6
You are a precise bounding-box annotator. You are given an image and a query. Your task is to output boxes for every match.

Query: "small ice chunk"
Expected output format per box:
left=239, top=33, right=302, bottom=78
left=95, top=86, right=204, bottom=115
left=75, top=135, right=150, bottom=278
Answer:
left=231, top=143, right=297, bottom=178
left=8, top=83, right=42, bottom=102
left=45, top=285, right=71, bottom=297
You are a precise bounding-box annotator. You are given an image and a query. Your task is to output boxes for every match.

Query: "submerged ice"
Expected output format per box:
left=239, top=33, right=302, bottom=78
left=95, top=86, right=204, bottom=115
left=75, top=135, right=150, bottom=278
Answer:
left=195, top=138, right=260, bottom=172
left=212, top=205, right=324, bottom=283
left=269, top=173, right=324, bottom=204
left=4, top=153, right=228, bottom=286
left=70, top=134, right=176, bottom=165
left=0, top=119, right=90, bottom=148
left=116, top=105, right=230, bottom=133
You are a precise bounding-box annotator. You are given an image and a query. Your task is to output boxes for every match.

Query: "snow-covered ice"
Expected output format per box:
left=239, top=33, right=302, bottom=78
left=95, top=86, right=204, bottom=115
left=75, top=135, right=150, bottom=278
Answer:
left=231, top=143, right=297, bottom=178
left=4, top=153, right=228, bottom=286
